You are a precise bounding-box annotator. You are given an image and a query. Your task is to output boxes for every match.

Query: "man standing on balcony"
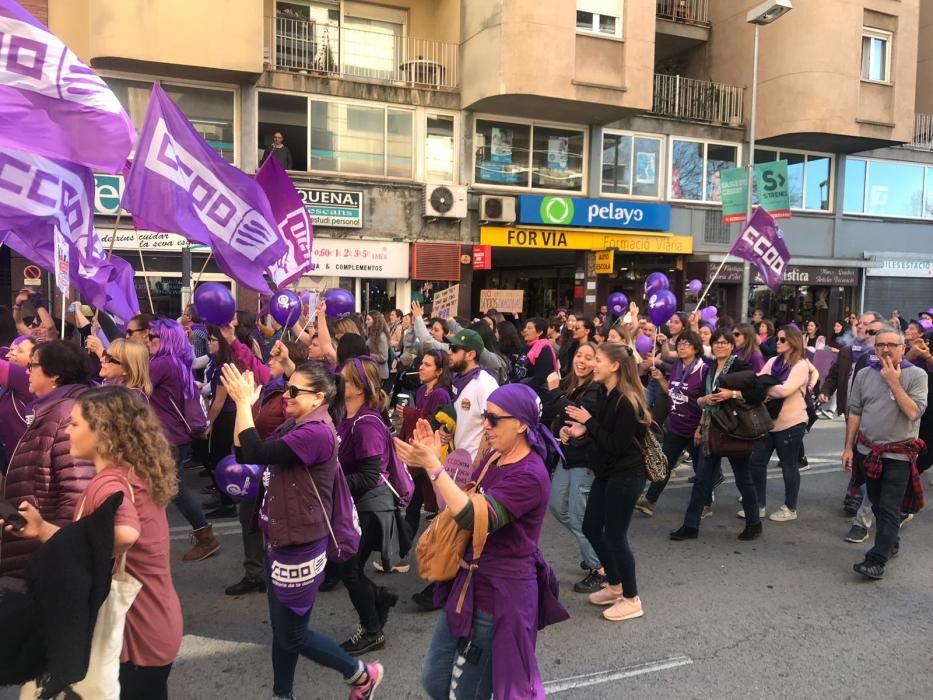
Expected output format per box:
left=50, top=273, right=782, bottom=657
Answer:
left=261, top=131, right=294, bottom=170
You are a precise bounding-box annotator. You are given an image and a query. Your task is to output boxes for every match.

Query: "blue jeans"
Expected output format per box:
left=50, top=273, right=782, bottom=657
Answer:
left=549, top=467, right=600, bottom=570
left=171, top=443, right=207, bottom=530
left=750, top=423, right=806, bottom=511
left=422, top=610, right=495, bottom=700
left=266, top=569, right=361, bottom=697
left=687, top=454, right=759, bottom=529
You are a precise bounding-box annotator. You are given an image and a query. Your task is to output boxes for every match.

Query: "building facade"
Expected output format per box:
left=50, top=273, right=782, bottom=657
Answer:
left=7, top=0, right=931, bottom=326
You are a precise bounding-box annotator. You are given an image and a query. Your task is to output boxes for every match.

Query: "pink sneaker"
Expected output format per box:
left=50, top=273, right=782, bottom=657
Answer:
left=349, top=662, right=384, bottom=699
left=588, top=586, right=622, bottom=606
left=603, top=595, right=644, bottom=622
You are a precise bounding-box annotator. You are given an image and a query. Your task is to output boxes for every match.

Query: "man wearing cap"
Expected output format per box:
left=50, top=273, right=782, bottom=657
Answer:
left=445, top=328, right=500, bottom=463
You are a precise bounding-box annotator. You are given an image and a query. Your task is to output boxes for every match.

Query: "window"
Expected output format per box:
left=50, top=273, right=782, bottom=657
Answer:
left=259, top=92, right=308, bottom=171
left=576, top=0, right=622, bottom=38
left=105, top=76, right=237, bottom=163
left=843, top=157, right=928, bottom=219
left=309, top=98, right=414, bottom=178
left=752, top=148, right=834, bottom=211
left=861, top=28, right=892, bottom=83
left=474, top=118, right=586, bottom=192
left=669, top=138, right=739, bottom=204
left=342, top=1, right=407, bottom=78
left=425, top=113, right=456, bottom=183
left=601, top=131, right=663, bottom=198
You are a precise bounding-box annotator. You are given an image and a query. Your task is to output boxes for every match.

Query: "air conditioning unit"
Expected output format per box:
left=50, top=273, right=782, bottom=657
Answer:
left=424, top=184, right=468, bottom=218
left=479, top=195, right=516, bottom=223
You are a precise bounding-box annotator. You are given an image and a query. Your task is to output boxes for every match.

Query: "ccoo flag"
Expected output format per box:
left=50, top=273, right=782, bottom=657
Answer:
left=729, top=206, right=791, bottom=293
left=122, top=84, right=285, bottom=292
left=255, top=155, right=313, bottom=287
left=0, top=0, right=135, bottom=173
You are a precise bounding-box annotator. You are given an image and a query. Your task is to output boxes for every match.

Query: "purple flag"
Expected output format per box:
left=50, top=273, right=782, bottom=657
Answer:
left=255, top=155, right=313, bottom=287
left=729, top=206, right=791, bottom=293
left=0, top=1, right=135, bottom=173
left=122, top=84, right=285, bottom=292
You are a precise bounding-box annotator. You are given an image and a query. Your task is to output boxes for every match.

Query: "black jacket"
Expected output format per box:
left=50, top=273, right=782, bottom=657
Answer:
left=584, top=385, right=648, bottom=478
left=547, top=380, right=601, bottom=469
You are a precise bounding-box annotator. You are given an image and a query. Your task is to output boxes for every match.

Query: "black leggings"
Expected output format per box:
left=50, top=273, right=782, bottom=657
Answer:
left=582, top=471, right=646, bottom=597
left=338, top=510, right=385, bottom=633
left=119, top=662, right=172, bottom=700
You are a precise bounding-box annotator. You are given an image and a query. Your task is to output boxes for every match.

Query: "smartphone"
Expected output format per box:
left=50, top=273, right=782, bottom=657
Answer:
left=0, top=499, right=27, bottom=533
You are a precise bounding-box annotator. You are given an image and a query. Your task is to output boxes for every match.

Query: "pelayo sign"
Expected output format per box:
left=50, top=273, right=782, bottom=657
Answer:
left=518, top=195, right=670, bottom=232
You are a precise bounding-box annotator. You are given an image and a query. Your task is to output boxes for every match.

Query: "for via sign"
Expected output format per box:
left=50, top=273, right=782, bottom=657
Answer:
left=518, top=196, right=670, bottom=231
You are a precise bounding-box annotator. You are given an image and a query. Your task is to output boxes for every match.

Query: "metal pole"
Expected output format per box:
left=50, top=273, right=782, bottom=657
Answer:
left=739, top=23, right=760, bottom=323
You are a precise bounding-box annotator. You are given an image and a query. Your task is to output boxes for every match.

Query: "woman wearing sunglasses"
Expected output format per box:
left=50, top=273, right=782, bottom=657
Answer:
left=396, top=383, right=568, bottom=700
left=221, top=362, right=385, bottom=700
left=732, top=323, right=765, bottom=372
left=750, top=325, right=810, bottom=522
left=99, top=338, right=153, bottom=400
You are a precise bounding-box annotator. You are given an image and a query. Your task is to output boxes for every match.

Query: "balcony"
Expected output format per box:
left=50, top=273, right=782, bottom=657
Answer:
left=656, top=0, right=709, bottom=26
left=655, top=0, right=710, bottom=61
left=651, top=74, right=743, bottom=127
left=264, top=16, right=459, bottom=91
left=910, top=113, right=933, bottom=150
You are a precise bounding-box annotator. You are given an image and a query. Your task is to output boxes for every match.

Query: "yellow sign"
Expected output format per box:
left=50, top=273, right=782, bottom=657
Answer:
left=480, top=226, right=694, bottom=254
left=595, top=250, right=614, bottom=274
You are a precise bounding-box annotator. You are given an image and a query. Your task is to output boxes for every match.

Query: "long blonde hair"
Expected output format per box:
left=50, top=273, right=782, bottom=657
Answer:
left=597, top=342, right=652, bottom=432
left=108, top=338, right=153, bottom=395
left=78, top=385, right=178, bottom=505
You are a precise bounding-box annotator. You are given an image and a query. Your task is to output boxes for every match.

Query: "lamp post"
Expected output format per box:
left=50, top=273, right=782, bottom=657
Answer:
left=739, top=0, right=793, bottom=321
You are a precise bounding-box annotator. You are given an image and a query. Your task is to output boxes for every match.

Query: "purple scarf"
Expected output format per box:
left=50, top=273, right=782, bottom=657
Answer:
left=486, top=384, right=563, bottom=464
left=867, top=356, right=913, bottom=371
left=770, top=356, right=792, bottom=382
left=452, top=366, right=484, bottom=397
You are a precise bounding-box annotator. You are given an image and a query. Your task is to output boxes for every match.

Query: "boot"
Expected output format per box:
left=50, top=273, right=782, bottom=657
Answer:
left=183, top=524, right=220, bottom=561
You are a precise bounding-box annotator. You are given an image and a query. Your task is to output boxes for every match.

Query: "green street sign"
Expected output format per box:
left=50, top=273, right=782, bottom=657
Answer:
left=720, top=167, right=748, bottom=224
left=755, top=159, right=791, bottom=220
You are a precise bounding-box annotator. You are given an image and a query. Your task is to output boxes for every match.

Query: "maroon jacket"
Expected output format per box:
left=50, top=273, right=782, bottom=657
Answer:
left=0, top=383, right=97, bottom=578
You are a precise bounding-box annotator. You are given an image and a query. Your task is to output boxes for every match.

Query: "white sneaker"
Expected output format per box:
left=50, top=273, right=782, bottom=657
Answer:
left=701, top=506, right=714, bottom=519
left=372, top=559, right=411, bottom=573
left=768, top=505, right=798, bottom=522
left=736, top=507, right=766, bottom=519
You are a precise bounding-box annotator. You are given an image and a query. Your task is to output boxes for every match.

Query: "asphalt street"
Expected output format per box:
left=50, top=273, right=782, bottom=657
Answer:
left=4, top=418, right=933, bottom=699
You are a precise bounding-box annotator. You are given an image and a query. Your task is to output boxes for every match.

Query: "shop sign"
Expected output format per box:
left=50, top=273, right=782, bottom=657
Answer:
left=97, top=229, right=209, bottom=253
left=480, top=226, right=693, bottom=254
left=518, top=196, right=670, bottom=231
left=479, top=289, right=524, bottom=314
left=595, top=250, right=614, bottom=274
left=296, top=188, right=363, bottom=229
left=94, top=174, right=125, bottom=215
left=432, top=284, right=460, bottom=320
left=472, top=245, right=492, bottom=270
left=866, top=259, right=933, bottom=278
left=308, top=239, right=408, bottom=279
left=23, top=265, right=42, bottom=287
left=704, top=262, right=858, bottom=286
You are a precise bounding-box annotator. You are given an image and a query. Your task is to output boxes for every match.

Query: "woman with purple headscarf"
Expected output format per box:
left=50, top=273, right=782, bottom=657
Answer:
left=396, top=383, right=569, bottom=700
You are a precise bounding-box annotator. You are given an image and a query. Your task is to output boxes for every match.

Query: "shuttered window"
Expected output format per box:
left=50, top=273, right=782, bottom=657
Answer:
left=411, top=243, right=461, bottom=281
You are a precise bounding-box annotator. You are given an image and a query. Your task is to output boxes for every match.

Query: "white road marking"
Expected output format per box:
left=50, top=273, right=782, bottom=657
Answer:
left=176, top=634, right=265, bottom=661
left=543, top=655, right=694, bottom=694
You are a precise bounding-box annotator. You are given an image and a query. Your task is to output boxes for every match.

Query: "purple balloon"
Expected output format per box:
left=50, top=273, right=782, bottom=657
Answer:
left=635, top=334, right=654, bottom=355
left=699, top=305, right=718, bottom=321
left=193, top=282, right=236, bottom=326
left=216, top=455, right=261, bottom=501
left=688, top=279, right=703, bottom=295
left=644, top=272, right=670, bottom=297
left=607, top=292, right=628, bottom=317
left=323, top=287, right=355, bottom=317
left=648, top=289, right=677, bottom=326
left=270, top=290, right=301, bottom=327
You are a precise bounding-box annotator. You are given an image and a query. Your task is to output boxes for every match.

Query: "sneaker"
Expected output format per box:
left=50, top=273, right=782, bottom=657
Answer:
left=341, top=625, right=385, bottom=657
left=798, top=458, right=810, bottom=472
left=374, top=588, right=398, bottom=629
left=372, top=559, right=411, bottom=574
left=853, top=559, right=884, bottom=580
left=349, top=662, right=384, bottom=699
left=701, top=506, right=714, bottom=520
left=899, top=513, right=914, bottom=529
left=737, top=507, right=766, bottom=519
left=844, top=525, right=870, bottom=543
left=842, top=494, right=862, bottom=517
left=669, top=525, right=699, bottom=541
left=225, top=577, right=266, bottom=596
left=588, top=586, right=622, bottom=606
left=574, top=569, right=608, bottom=594
left=182, top=525, right=220, bottom=561
left=738, top=522, right=762, bottom=541
left=635, top=497, right=655, bottom=517
left=768, top=505, right=798, bottom=522
left=411, top=584, right=441, bottom=611
left=603, top=596, right=644, bottom=622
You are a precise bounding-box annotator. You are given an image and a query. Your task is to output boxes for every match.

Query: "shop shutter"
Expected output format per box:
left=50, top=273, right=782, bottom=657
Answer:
left=864, top=277, right=933, bottom=319
left=411, top=242, right=461, bottom=281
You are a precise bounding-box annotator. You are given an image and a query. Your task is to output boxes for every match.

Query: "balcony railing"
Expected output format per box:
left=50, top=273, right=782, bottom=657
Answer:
left=656, top=0, right=710, bottom=26
left=911, top=113, right=933, bottom=150
left=651, top=74, right=743, bottom=126
left=264, top=16, right=459, bottom=90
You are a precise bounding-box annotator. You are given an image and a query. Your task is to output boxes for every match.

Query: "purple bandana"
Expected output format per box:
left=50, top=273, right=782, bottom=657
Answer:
left=486, top=383, right=563, bottom=463
left=268, top=538, right=328, bottom=616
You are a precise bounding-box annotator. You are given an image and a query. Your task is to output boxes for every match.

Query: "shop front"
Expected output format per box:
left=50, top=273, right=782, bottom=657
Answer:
left=864, top=258, right=933, bottom=320
left=686, top=260, right=860, bottom=330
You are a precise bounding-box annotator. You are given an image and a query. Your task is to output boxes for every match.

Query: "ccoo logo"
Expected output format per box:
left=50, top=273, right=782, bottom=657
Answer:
left=540, top=196, right=574, bottom=225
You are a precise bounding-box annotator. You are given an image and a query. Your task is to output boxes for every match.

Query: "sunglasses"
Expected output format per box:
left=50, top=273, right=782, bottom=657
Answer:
left=776, top=336, right=788, bottom=343
left=865, top=328, right=880, bottom=336
left=101, top=352, right=117, bottom=365
left=482, top=411, right=518, bottom=428
left=732, top=331, right=743, bottom=337
left=126, top=327, right=146, bottom=336
left=448, top=345, right=467, bottom=353
left=286, top=385, right=320, bottom=399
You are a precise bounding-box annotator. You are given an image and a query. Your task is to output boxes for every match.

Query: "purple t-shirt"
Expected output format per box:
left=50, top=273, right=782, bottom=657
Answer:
left=415, top=384, right=453, bottom=419
left=337, top=407, right=390, bottom=477
left=666, top=358, right=707, bottom=438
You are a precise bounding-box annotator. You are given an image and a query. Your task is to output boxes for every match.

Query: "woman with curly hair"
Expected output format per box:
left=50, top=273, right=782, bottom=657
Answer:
left=3, top=385, right=183, bottom=699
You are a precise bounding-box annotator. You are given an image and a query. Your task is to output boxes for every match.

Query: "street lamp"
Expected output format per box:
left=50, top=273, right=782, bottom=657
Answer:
left=739, top=0, right=793, bottom=321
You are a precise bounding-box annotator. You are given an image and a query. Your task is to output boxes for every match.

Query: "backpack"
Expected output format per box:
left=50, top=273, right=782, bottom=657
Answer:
left=309, top=463, right=361, bottom=562
left=351, top=414, right=414, bottom=507
left=169, top=392, right=208, bottom=439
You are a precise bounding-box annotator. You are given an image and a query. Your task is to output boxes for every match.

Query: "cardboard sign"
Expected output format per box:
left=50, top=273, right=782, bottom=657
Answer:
left=435, top=448, right=474, bottom=512
left=479, top=289, right=524, bottom=314
left=432, top=284, right=460, bottom=320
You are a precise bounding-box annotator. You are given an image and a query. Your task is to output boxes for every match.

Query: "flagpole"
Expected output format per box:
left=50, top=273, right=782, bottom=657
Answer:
left=92, top=210, right=125, bottom=328
left=136, top=246, right=155, bottom=314
left=695, top=256, right=732, bottom=310
left=193, top=252, right=213, bottom=290
left=60, top=293, right=66, bottom=339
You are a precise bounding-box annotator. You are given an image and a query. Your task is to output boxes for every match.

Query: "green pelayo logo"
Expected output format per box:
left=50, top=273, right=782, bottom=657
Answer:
left=540, top=196, right=574, bottom=225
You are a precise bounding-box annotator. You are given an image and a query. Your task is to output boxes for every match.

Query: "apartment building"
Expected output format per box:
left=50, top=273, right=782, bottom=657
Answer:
left=8, top=0, right=930, bottom=325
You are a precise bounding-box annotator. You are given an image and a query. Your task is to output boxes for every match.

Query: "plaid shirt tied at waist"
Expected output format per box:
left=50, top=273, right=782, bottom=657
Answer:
left=852, top=432, right=927, bottom=514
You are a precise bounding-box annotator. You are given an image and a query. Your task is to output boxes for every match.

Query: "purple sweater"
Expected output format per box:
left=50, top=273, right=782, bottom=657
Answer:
left=148, top=356, right=195, bottom=447
left=0, top=360, right=32, bottom=467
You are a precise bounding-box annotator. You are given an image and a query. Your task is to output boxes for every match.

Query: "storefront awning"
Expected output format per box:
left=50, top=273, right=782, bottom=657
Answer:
left=480, top=226, right=693, bottom=254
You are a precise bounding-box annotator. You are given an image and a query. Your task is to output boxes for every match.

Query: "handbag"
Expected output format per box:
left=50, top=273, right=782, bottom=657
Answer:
left=21, top=487, right=142, bottom=700
left=707, top=399, right=773, bottom=458
left=636, top=422, right=669, bottom=482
